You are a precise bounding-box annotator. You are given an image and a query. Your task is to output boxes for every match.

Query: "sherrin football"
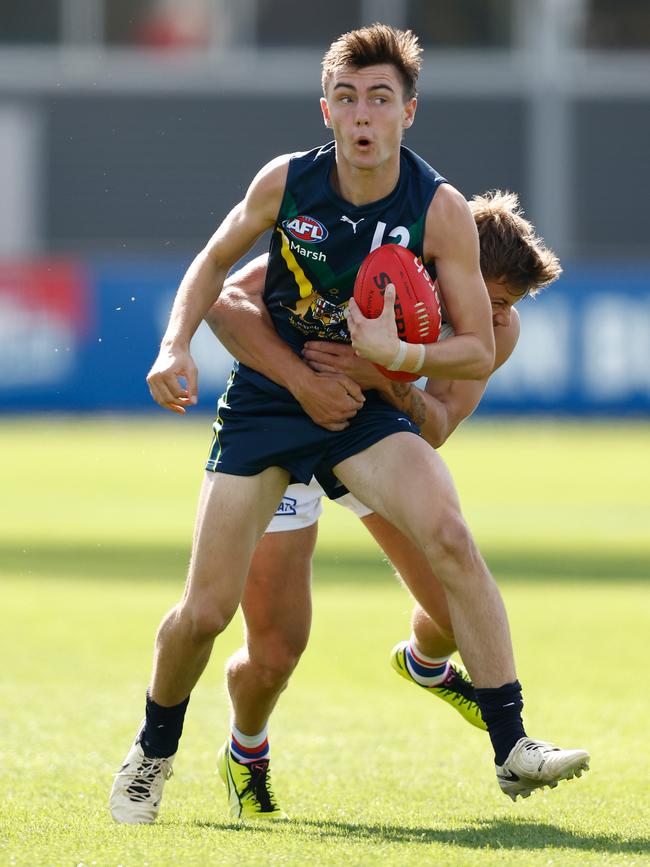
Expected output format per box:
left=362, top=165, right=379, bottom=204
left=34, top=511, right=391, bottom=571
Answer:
left=353, top=244, right=442, bottom=382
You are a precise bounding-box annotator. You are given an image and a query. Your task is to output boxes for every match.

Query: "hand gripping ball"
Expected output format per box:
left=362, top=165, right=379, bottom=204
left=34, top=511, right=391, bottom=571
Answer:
left=353, top=244, right=442, bottom=382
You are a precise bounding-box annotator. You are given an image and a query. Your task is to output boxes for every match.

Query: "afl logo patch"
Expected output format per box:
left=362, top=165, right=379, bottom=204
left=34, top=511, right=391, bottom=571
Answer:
left=282, top=215, right=328, bottom=244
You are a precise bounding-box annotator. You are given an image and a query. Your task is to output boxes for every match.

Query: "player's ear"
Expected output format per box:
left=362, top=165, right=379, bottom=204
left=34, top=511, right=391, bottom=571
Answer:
left=403, top=97, right=417, bottom=129
left=320, top=97, right=331, bottom=128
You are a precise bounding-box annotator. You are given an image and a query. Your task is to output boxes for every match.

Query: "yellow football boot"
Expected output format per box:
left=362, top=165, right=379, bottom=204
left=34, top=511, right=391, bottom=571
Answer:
left=217, top=742, right=288, bottom=820
left=390, top=641, right=487, bottom=731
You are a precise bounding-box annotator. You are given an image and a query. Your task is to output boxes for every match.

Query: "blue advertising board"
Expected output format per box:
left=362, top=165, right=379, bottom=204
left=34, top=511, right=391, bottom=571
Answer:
left=484, top=263, right=650, bottom=415
left=1, top=257, right=649, bottom=415
left=0, top=256, right=234, bottom=413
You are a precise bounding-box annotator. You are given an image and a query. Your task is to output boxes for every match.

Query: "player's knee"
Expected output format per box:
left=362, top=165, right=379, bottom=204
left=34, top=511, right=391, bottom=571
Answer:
left=185, top=601, right=237, bottom=643
left=422, top=512, right=477, bottom=572
left=252, top=635, right=307, bottom=687
left=254, top=659, right=294, bottom=692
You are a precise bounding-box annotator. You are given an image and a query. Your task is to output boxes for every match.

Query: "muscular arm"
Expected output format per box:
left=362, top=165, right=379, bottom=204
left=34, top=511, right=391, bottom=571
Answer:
left=420, top=185, right=496, bottom=379
left=378, top=311, right=520, bottom=447
left=346, top=185, right=495, bottom=381
left=204, top=255, right=292, bottom=387
left=146, top=155, right=288, bottom=413
left=204, top=256, right=365, bottom=430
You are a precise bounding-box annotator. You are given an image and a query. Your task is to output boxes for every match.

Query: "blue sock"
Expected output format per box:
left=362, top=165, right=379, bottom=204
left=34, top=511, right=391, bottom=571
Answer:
left=474, top=680, right=526, bottom=765
left=140, top=692, right=190, bottom=758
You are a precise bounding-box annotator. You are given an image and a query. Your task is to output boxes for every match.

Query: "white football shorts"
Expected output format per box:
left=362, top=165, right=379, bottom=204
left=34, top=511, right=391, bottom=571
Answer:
left=266, top=476, right=373, bottom=533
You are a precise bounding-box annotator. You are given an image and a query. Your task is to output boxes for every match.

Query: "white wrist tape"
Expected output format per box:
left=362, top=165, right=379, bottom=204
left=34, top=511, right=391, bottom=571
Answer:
left=410, top=342, right=426, bottom=373
left=387, top=341, right=408, bottom=371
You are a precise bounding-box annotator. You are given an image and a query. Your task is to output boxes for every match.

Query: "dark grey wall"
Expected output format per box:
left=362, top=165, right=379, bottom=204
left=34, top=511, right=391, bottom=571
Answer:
left=44, top=95, right=328, bottom=251
left=42, top=93, right=526, bottom=253
left=33, top=91, right=648, bottom=256
left=407, top=97, right=527, bottom=201
left=573, top=98, right=650, bottom=257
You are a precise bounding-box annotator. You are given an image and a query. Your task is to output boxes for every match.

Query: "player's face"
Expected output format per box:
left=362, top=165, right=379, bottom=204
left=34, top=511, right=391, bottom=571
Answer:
left=485, top=278, right=525, bottom=328
left=320, top=65, right=417, bottom=172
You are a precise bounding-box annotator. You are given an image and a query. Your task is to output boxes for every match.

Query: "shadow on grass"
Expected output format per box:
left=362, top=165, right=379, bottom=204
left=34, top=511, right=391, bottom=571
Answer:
left=2, top=542, right=649, bottom=583
left=191, top=816, right=650, bottom=853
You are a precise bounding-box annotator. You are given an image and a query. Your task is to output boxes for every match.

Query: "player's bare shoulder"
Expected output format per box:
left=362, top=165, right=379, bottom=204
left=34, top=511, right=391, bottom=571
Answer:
left=423, top=183, right=479, bottom=261
left=199, top=154, right=294, bottom=274
left=243, top=153, right=292, bottom=224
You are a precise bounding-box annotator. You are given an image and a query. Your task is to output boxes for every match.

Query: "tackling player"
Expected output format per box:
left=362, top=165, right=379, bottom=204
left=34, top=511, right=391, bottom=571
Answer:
left=110, top=24, right=589, bottom=824
left=205, top=191, right=566, bottom=818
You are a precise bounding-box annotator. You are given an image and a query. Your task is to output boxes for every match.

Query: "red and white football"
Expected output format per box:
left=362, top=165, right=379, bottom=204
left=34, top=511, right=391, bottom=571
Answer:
left=353, top=244, right=442, bottom=382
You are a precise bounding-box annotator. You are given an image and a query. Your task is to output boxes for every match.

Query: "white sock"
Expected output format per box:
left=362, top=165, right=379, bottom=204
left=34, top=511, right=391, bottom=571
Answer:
left=230, top=723, right=270, bottom=764
left=404, top=636, right=450, bottom=687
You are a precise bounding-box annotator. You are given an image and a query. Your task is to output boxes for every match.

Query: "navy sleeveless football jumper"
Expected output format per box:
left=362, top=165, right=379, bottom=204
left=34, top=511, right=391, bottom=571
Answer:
left=206, top=142, right=446, bottom=496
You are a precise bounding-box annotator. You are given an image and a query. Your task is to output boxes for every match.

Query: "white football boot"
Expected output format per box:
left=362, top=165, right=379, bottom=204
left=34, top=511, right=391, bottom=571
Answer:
left=496, top=737, right=590, bottom=801
left=109, top=736, right=175, bottom=823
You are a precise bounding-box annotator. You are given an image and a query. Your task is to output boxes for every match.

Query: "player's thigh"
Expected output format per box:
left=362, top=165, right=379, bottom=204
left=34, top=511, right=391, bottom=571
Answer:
left=334, top=432, right=463, bottom=545
left=185, top=467, right=290, bottom=612
left=241, top=523, right=317, bottom=657
left=360, top=512, right=450, bottom=625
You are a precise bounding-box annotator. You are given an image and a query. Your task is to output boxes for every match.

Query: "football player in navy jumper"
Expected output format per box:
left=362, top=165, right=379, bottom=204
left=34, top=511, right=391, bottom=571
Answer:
left=110, top=25, right=589, bottom=824
left=205, top=191, right=585, bottom=817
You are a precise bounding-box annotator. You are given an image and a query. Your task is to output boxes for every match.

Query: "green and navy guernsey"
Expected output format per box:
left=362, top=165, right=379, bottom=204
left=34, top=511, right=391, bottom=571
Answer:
left=206, top=141, right=447, bottom=497
left=262, top=141, right=445, bottom=363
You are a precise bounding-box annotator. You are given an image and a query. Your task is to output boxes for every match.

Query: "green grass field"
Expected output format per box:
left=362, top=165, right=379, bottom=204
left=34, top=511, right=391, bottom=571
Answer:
left=1, top=417, right=649, bottom=866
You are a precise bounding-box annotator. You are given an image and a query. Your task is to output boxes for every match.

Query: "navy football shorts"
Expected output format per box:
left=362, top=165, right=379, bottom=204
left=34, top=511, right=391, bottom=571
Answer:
left=205, top=363, right=420, bottom=499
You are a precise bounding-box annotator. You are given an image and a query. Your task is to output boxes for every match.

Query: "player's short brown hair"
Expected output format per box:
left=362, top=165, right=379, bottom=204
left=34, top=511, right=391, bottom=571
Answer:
left=469, top=191, right=562, bottom=296
left=321, top=23, right=422, bottom=101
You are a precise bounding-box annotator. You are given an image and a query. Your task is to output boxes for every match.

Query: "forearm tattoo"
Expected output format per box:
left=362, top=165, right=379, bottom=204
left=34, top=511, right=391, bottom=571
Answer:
left=390, top=381, right=427, bottom=427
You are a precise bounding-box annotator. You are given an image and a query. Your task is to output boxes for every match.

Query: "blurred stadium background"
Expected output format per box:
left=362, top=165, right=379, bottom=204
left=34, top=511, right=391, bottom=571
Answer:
left=1, top=0, right=649, bottom=415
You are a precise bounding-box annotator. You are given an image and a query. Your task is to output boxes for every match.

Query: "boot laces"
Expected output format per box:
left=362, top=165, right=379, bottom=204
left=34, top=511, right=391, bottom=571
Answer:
left=122, top=755, right=172, bottom=802
left=241, top=760, right=278, bottom=812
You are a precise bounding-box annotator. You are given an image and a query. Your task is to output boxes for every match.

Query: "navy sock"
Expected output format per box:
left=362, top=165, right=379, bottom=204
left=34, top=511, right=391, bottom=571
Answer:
left=139, top=692, right=190, bottom=758
left=474, top=680, right=526, bottom=765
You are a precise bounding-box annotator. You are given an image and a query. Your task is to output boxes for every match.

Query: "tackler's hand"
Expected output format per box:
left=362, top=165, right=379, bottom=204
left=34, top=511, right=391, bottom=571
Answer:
left=291, top=369, right=365, bottom=431
left=302, top=341, right=388, bottom=390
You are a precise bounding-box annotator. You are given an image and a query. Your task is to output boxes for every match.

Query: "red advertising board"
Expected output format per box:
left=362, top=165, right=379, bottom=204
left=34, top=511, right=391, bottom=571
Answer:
left=0, top=258, right=90, bottom=389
